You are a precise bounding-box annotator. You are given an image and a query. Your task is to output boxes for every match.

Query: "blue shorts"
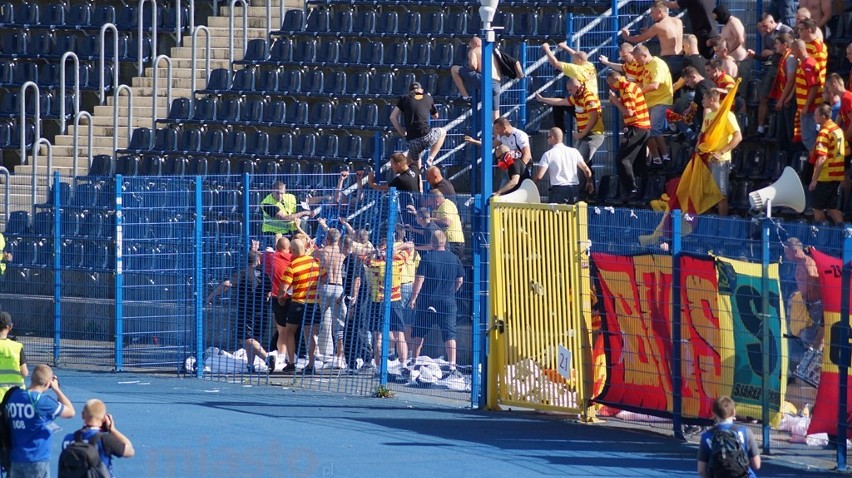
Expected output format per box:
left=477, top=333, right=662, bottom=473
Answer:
left=709, top=160, right=731, bottom=196
left=458, top=65, right=500, bottom=112
left=649, top=104, right=668, bottom=136
left=412, top=297, right=458, bottom=342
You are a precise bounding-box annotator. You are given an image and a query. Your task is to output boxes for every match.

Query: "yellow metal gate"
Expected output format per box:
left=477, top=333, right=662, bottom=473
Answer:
left=487, top=202, right=592, bottom=416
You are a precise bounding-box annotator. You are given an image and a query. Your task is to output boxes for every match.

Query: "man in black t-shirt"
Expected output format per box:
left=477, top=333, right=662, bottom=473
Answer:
left=408, top=230, right=464, bottom=374
left=493, top=144, right=532, bottom=197
left=391, top=82, right=447, bottom=171
left=367, top=152, right=419, bottom=193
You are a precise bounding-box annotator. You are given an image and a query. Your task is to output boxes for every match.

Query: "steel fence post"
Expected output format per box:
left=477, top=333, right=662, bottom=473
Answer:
left=52, top=172, right=61, bottom=365
left=195, top=176, right=204, bottom=378
left=115, top=175, right=124, bottom=372
left=472, top=194, right=484, bottom=408
left=672, top=210, right=683, bottom=439
left=519, top=41, right=527, bottom=130
left=760, top=217, right=771, bottom=454
left=242, top=173, right=251, bottom=248
left=380, top=188, right=399, bottom=387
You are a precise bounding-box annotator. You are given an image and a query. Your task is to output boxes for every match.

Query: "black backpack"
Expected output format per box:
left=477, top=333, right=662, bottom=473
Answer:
left=708, top=426, right=750, bottom=478
left=0, top=386, right=20, bottom=472
left=58, top=430, right=110, bottom=478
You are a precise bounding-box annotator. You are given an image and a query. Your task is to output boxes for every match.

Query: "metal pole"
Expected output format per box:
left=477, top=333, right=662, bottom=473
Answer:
left=138, top=0, right=158, bottom=77
left=518, top=42, right=527, bottom=130
left=115, top=175, right=124, bottom=372
left=99, top=23, right=119, bottom=105
left=229, top=0, right=248, bottom=70
left=52, top=171, right=61, bottom=366
left=190, top=26, right=211, bottom=117
left=59, top=52, right=80, bottom=134
left=113, top=85, right=134, bottom=155
left=0, top=167, right=10, bottom=225
left=760, top=216, right=771, bottom=454
left=380, top=188, right=399, bottom=387
left=671, top=210, right=684, bottom=439
left=19, top=81, right=39, bottom=166
left=151, top=55, right=173, bottom=147
left=72, top=111, right=93, bottom=183
left=194, top=175, right=204, bottom=378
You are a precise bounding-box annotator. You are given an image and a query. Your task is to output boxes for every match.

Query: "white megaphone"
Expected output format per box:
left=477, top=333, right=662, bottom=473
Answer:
left=748, top=166, right=806, bottom=216
left=494, top=179, right=541, bottom=204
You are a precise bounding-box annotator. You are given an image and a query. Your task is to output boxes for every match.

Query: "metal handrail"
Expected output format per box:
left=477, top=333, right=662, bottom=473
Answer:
left=99, top=23, right=119, bottom=105
left=0, top=167, right=10, bottom=228
left=138, top=0, right=158, bottom=77
left=59, top=51, right=80, bottom=135
left=72, top=111, right=93, bottom=183
left=31, top=138, right=52, bottom=222
left=151, top=55, right=173, bottom=147
left=19, top=81, right=39, bottom=166
left=113, top=85, right=134, bottom=156
left=229, top=0, right=248, bottom=70
left=176, top=0, right=196, bottom=46
left=190, top=25, right=211, bottom=117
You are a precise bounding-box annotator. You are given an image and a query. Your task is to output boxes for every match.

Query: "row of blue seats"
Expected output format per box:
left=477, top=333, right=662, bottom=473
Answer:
left=159, top=96, right=468, bottom=132
left=198, top=67, right=465, bottom=102
left=273, top=7, right=565, bottom=39
left=236, top=36, right=470, bottom=69
left=305, top=0, right=600, bottom=7
left=0, top=2, right=189, bottom=31
left=0, top=92, right=77, bottom=120
left=120, top=126, right=375, bottom=162
left=0, top=31, right=152, bottom=62
left=0, top=61, right=115, bottom=91
left=0, top=118, right=33, bottom=149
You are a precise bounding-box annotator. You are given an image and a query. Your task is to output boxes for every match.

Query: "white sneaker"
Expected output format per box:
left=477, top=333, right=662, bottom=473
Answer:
left=332, top=356, right=347, bottom=369
left=355, top=358, right=365, bottom=370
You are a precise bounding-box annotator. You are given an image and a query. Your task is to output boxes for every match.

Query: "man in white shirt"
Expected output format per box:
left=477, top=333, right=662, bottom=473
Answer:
left=464, top=118, right=533, bottom=195
left=532, top=128, right=594, bottom=204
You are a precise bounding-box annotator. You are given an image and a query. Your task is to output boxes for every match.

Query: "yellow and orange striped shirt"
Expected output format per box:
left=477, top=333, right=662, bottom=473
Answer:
left=806, top=39, right=828, bottom=84
left=623, top=60, right=644, bottom=83
left=614, top=77, right=650, bottom=129
left=813, top=119, right=846, bottom=182
left=770, top=49, right=792, bottom=101
left=713, top=71, right=735, bottom=98
left=568, top=85, right=604, bottom=135
left=281, top=255, right=321, bottom=304
left=795, top=56, right=822, bottom=113
left=365, top=251, right=407, bottom=303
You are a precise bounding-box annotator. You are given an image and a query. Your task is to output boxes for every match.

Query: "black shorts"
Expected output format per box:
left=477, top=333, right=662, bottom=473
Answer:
left=286, top=301, right=320, bottom=326
left=362, top=301, right=405, bottom=333
left=412, top=297, right=458, bottom=342
left=272, top=300, right=288, bottom=327
left=233, top=312, right=265, bottom=342
left=812, top=181, right=841, bottom=211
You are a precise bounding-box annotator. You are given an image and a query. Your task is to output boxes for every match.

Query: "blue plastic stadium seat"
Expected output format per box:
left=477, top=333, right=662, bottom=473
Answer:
left=347, top=72, right=369, bottom=96
left=375, top=11, right=398, bottom=36
left=6, top=210, right=29, bottom=235
left=40, top=3, right=65, bottom=28
left=29, top=31, right=53, bottom=59
left=186, top=157, right=207, bottom=175
left=316, top=135, right=339, bottom=160
left=89, top=155, right=112, bottom=176
left=409, top=43, right=430, bottom=67
left=91, top=5, right=116, bottom=28
left=285, top=100, right=308, bottom=124
left=0, top=2, right=13, bottom=25
left=331, top=10, right=353, bottom=34
left=431, top=43, right=453, bottom=68
left=11, top=61, right=38, bottom=85
left=192, top=97, right=219, bottom=123
left=395, top=72, right=417, bottom=95
left=370, top=72, right=394, bottom=96
left=269, top=37, right=293, bottom=63
left=263, top=98, right=286, bottom=125
left=256, top=68, right=280, bottom=94
left=8, top=120, right=34, bottom=148
left=326, top=71, right=347, bottom=95
left=516, top=12, right=539, bottom=37
left=295, top=38, right=317, bottom=63
left=384, top=43, right=407, bottom=67
left=443, top=12, right=467, bottom=36
left=246, top=129, right=269, bottom=157
left=341, top=135, right=364, bottom=160
left=139, top=155, right=163, bottom=175
left=219, top=98, right=241, bottom=124
left=0, top=60, right=13, bottom=85
left=377, top=104, right=394, bottom=128
left=353, top=10, right=376, bottom=34
left=316, top=39, right=340, bottom=65
left=294, top=133, right=317, bottom=159
left=421, top=12, right=443, bottom=37
left=162, top=156, right=186, bottom=176
left=242, top=97, right=265, bottom=124
left=223, top=130, right=247, bottom=157
left=332, top=100, right=356, bottom=126
left=400, top=11, right=420, bottom=36
left=355, top=103, right=378, bottom=128
left=362, top=42, right=384, bottom=65
left=241, top=39, right=269, bottom=63
left=178, top=128, right=202, bottom=154
left=125, top=128, right=152, bottom=153
left=202, top=129, right=225, bottom=155
left=116, top=5, right=138, bottom=30
left=166, top=98, right=191, bottom=122
left=203, top=68, right=231, bottom=93
left=122, top=34, right=151, bottom=63
left=154, top=127, right=179, bottom=153
left=309, top=101, right=333, bottom=126
left=493, top=12, right=514, bottom=35
left=67, top=3, right=91, bottom=28
left=305, top=8, right=330, bottom=34
left=435, top=73, right=455, bottom=97
left=115, top=156, right=139, bottom=176
left=1, top=30, right=27, bottom=58
left=13, top=2, right=37, bottom=27
left=232, top=66, right=257, bottom=93
left=279, top=9, right=305, bottom=33
left=339, top=40, right=361, bottom=65
left=280, top=69, right=304, bottom=94
left=257, top=158, right=279, bottom=176
left=270, top=133, right=293, bottom=156
left=303, top=70, right=324, bottom=95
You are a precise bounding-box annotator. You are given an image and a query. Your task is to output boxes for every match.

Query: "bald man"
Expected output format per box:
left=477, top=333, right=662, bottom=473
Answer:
left=425, top=166, right=456, bottom=196
left=532, top=128, right=593, bottom=204
left=621, top=1, right=684, bottom=79
left=451, top=36, right=501, bottom=120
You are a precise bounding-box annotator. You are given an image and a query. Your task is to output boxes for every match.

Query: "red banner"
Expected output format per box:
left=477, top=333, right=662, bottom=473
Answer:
left=808, top=249, right=852, bottom=435
left=592, top=253, right=723, bottom=419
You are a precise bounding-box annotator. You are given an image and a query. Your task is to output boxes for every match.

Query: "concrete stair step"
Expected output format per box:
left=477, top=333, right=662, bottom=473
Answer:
left=15, top=165, right=76, bottom=177
left=51, top=136, right=117, bottom=149
left=132, top=76, right=199, bottom=89
left=170, top=47, right=248, bottom=60
left=50, top=145, right=116, bottom=157
left=207, top=16, right=282, bottom=29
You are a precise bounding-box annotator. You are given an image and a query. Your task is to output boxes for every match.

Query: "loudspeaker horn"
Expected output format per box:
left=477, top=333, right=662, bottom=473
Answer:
left=494, top=179, right=541, bottom=204
left=748, top=166, right=806, bottom=213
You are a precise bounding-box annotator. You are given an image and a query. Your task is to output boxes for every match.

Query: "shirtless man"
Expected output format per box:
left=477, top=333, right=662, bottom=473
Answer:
left=796, top=7, right=824, bottom=41
left=621, top=1, right=684, bottom=79
left=783, top=237, right=824, bottom=349
left=713, top=5, right=748, bottom=62
left=712, top=40, right=739, bottom=78
left=450, top=36, right=501, bottom=121
left=799, top=0, right=832, bottom=34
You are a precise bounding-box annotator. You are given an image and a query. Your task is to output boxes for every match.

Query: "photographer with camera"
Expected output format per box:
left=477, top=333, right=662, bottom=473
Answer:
left=5, top=364, right=75, bottom=477
left=60, top=399, right=135, bottom=478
